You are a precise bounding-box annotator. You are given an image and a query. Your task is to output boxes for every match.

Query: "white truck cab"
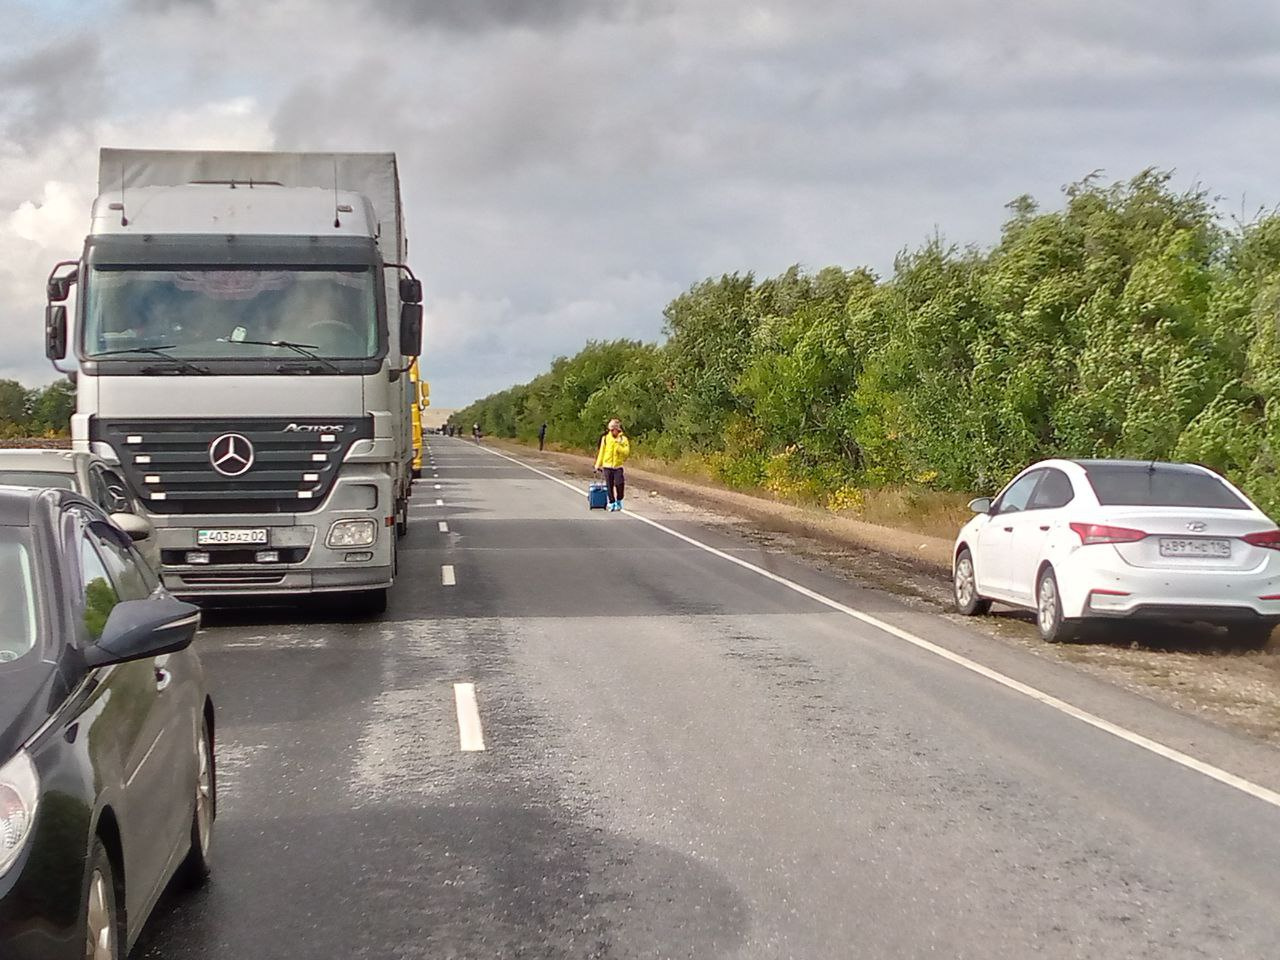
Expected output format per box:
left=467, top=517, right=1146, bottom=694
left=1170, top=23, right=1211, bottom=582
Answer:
left=45, top=150, right=422, bottom=613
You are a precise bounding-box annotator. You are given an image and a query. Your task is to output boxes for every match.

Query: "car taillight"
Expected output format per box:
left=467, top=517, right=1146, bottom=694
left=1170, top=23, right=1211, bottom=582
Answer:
left=1243, top=530, right=1280, bottom=550
left=0, top=751, right=39, bottom=877
left=1069, top=522, right=1147, bottom=545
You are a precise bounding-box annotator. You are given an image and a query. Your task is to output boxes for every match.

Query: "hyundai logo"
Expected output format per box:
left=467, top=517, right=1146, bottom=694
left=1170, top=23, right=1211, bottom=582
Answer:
left=1186, top=521, right=1207, bottom=533
left=209, top=433, right=255, bottom=477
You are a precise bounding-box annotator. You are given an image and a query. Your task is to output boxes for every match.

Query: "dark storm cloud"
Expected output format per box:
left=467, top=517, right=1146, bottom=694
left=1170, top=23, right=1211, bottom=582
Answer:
left=0, top=34, right=104, bottom=144
left=364, top=0, right=659, bottom=33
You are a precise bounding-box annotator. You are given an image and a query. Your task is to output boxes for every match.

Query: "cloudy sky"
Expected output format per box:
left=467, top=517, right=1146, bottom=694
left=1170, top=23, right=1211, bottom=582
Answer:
left=2, top=0, right=1278, bottom=406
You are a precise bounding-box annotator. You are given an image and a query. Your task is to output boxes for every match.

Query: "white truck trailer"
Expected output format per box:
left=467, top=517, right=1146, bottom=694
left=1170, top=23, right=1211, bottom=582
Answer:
left=44, top=149, right=422, bottom=613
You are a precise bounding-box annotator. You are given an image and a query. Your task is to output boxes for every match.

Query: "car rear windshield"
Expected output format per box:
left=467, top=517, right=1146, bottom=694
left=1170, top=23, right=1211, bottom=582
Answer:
left=0, top=530, right=37, bottom=664
left=1082, top=463, right=1250, bottom=509
left=0, top=471, right=76, bottom=491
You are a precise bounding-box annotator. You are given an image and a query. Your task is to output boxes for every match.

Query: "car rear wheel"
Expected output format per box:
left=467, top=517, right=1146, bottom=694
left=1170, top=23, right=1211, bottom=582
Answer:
left=85, top=839, right=121, bottom=960
left=1225, top=622, right=1275, bottom=651
left=1036, top=567, right=1077, bottom=643
left=953, top=548, right=991, bottom=616
left=178, top=717, right=215, bottom=887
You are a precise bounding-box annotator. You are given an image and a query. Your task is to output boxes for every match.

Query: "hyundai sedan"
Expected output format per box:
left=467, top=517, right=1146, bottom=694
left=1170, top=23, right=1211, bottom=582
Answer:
left=953, top=459, right=1280, bottom=644
left=0, top=486, right=214, bottom=959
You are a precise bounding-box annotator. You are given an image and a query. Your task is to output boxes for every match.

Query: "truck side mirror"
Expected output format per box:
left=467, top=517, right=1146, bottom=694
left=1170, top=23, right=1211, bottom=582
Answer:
left=399, top=277, right=422, bottom=304
left=45, top=305, right=68, bottom=360
left=399, top=303, right=422, bottom=357
left=47, top=267, right=78, bottom=303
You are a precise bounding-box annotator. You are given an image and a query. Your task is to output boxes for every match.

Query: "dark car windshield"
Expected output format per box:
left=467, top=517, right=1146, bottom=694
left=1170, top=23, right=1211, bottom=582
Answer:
left=0, top=531, right=37, bottom=665
left=0, top=471, right=76, bottom=491
left=1082, top=463, right=1250, bottom=510
left=83, top=266, right=378, bottom=361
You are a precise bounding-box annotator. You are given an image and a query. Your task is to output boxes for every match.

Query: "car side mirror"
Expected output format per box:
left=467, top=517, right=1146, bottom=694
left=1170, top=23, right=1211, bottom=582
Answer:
left=47, top=267, right=78, bottom=303
left=399, top=302, right=422, bottom=357
left=45, top=305, right=68, bottom=360
left=84, top=597, right=200, bottom=669
left=110, top=513, right=153, bottom=542
left=399, top=277, right=423, bottom=304
left=968, top=497, right=993, bottom=515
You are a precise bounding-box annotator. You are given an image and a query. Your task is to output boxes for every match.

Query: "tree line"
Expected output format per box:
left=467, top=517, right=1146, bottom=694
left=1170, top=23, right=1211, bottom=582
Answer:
left=0, top=378, right=76, bottom=439
left=457, top=169, right=1280, bottom=519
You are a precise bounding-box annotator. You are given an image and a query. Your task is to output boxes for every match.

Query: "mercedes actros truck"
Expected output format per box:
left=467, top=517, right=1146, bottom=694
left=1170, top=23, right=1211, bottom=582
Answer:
left=44, top=149, right=422, bottom=614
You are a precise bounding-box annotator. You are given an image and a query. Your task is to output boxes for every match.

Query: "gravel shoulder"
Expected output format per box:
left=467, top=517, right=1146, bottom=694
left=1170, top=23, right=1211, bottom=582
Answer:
left=493, top=439, right=1280, bottom=747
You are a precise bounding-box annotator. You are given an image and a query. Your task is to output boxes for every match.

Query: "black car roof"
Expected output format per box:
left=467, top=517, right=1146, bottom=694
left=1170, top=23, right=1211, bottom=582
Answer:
left=0, top=484, right=96, bottom=529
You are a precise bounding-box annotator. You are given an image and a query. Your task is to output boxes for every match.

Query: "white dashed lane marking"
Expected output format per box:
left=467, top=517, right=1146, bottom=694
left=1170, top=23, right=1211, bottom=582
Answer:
left=436, top=498, right=444, bottom=506
left=454, top=683, right=486, bottom=752
left=441, top=564, right=456, bottom=586
left=438, top=521, right=449, bottom=533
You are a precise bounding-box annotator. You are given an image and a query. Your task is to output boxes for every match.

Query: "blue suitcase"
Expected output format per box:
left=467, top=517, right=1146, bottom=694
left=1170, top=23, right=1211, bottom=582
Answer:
left=587, top=481, right=609, bottom=510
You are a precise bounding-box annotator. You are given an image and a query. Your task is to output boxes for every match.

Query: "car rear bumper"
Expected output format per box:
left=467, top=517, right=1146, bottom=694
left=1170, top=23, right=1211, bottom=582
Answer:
left=1059, top=550, right=1280, bottom=623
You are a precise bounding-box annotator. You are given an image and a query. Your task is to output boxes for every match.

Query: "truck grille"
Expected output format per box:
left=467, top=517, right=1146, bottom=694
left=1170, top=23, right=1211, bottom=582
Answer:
left=92, top=417, right=374, bottom=515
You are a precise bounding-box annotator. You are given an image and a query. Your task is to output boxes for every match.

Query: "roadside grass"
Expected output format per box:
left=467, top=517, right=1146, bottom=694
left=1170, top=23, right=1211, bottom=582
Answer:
left=624, top=452, right=973, bottom=541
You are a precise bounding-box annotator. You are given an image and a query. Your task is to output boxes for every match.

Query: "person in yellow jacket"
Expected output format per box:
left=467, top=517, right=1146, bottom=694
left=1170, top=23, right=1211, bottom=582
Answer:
left=594, top=418, right=631, bottom=512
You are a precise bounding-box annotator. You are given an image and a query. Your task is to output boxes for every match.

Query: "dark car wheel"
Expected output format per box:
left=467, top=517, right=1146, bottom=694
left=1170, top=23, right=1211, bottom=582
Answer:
left=953, top=548, right=991, bottom=616
left=1036, top=567, right=1077, bottom=643
left=85, top=839, right=121, bottom=960
left=1226, top=622, right=1275, bottom=650
left=178, top=717, right=215, bottom=887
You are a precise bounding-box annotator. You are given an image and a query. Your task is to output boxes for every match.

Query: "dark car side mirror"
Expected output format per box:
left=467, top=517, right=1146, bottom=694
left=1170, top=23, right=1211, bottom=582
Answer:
left=399, top=277, right=422, bottom=304
left=968, top=497, right=993, bottom=515
left=84, top=597, right=201, bottom=669
left=399, top=302, right=422, bottom=357
left=45, top=305, right=68, bottom=360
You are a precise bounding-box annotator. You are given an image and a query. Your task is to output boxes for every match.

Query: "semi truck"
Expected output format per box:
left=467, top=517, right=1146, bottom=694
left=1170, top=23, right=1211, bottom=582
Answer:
left=44, top=149, right=422, bottom=614
left=409, top=360, right=426, bottom=478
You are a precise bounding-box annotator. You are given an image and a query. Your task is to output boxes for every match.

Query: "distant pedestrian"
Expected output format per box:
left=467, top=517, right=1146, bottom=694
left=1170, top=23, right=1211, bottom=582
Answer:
left=594, top=418, right=631, bottom=512
left=538, top=422, right=547, bottom=451
left=472, top=423, right=482, bottom=443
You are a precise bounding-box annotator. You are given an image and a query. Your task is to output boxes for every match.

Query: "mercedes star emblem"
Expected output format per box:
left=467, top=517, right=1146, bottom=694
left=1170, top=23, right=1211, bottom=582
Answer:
left=1186, top=521, right=1207, bottom=533
left=209, top=433, right=255, bottom=477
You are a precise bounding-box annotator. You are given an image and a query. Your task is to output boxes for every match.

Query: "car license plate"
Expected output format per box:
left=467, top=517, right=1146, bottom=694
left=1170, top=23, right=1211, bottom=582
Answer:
left=1159, top=537, right=1231, bottom=558
left=196, top=528, right=268, bottom=546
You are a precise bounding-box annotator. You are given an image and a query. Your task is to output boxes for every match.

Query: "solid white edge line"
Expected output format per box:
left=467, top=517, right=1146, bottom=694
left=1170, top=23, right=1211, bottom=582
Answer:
left=441, top=564, right=456, bottom=586
left=454, top=682, right=486, bottom=751
left=478, top=443, right=1280, bottom=812
left=438, top=521, right=449, bottom=533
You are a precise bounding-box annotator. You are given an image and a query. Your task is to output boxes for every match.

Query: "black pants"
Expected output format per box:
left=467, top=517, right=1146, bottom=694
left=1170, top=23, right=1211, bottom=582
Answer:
left=602, top=467, right=625, bottom=503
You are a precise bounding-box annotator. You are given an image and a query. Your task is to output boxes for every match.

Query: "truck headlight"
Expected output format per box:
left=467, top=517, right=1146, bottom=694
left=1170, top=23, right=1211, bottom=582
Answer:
left=327, top=519, right=376, bottom=548
left=0, top=751, right=39, bottom=876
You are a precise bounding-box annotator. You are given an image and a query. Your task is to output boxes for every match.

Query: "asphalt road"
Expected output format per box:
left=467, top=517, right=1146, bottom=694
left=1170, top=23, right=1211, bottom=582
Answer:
left=135, top=438, right=1280, bottom=959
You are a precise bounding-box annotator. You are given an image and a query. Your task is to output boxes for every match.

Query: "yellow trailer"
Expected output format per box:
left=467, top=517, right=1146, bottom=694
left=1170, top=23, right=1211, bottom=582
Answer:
left=410, top=362, right=428, bottom=478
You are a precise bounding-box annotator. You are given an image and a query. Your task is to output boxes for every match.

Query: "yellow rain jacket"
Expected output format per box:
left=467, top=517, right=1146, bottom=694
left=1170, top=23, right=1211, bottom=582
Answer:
left=595, top=432, right=631, bottom=469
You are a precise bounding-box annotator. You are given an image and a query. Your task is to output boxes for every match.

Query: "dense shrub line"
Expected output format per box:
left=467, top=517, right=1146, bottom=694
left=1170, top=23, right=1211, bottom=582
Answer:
left=0, top=378, right=75, bottom=439
left=459, top=170, right=1280, bottom=515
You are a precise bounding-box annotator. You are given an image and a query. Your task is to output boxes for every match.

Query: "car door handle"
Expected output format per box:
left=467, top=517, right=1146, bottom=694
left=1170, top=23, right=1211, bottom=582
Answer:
left=1039, top=525, right=1050, bottom=531
left=1002, top=526, right=1013, bottom=532
left=155, top=667, right=172, bottom=692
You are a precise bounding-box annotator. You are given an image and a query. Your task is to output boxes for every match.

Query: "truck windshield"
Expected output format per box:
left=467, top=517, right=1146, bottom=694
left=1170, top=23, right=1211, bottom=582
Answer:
left=83, top=267, right=378, bottom=361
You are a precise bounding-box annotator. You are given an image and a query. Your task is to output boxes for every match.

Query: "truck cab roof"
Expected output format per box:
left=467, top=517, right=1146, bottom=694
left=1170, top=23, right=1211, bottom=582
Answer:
left=91, top=183, right=378, bottom=239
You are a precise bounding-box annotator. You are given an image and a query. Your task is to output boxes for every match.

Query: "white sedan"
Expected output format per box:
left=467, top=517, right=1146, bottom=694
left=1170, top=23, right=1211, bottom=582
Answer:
left=953, top=459, right=1280, bottom=645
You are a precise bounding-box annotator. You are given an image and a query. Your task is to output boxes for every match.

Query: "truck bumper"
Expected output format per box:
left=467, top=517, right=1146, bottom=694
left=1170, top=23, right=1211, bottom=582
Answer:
left=150, top=467, right=396, bottom=599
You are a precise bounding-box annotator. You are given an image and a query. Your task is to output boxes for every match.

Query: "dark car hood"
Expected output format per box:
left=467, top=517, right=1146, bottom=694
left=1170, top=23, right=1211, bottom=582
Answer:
left=0, top=657, right=60, bottom=763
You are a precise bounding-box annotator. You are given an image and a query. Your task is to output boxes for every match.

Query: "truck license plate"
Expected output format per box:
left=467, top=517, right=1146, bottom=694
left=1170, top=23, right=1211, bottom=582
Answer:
left=197, top=528, right=269, bottom=546
left=1158, top=537, right=1231, bottom=558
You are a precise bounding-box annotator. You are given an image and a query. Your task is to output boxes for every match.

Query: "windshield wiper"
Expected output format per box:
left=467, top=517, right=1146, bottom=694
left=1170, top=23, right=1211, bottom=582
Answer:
left=221, top=338, right=341, bottom=374
left=92, top=345, right=210, bottom=375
